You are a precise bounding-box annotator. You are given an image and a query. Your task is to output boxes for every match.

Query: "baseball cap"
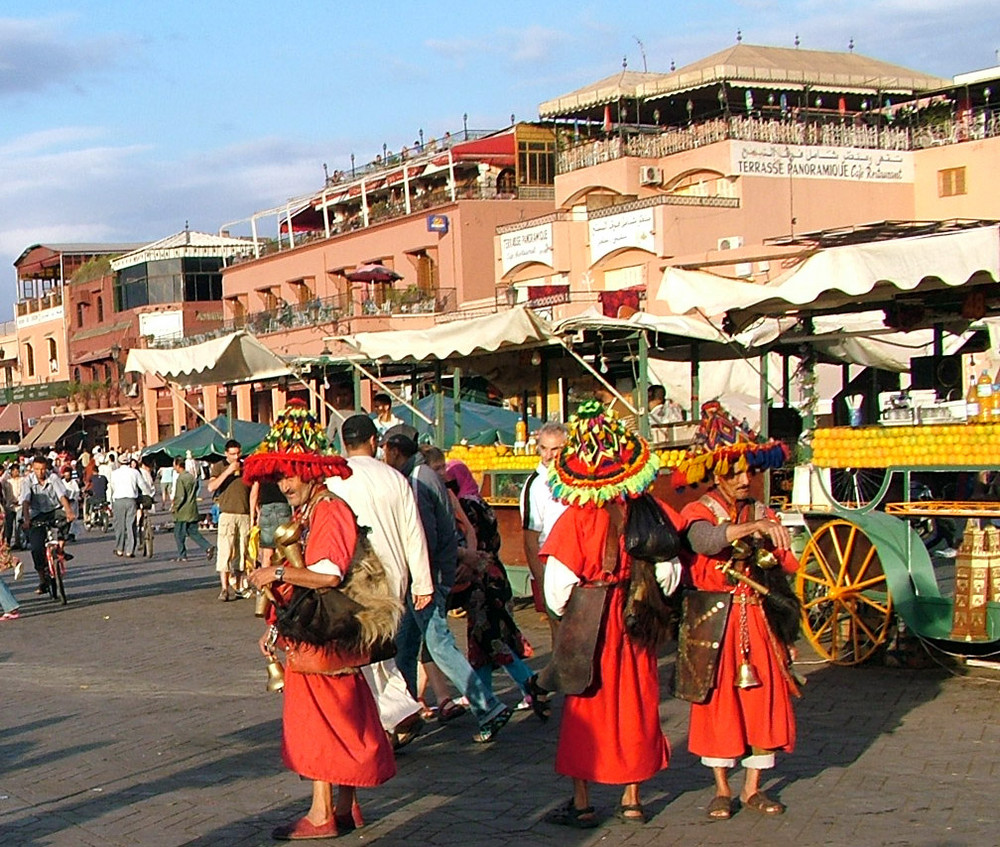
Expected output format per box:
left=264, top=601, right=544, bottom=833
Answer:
left=380, top=423, right=419, bottom=453
left=341, top=414, right=378, bottom=444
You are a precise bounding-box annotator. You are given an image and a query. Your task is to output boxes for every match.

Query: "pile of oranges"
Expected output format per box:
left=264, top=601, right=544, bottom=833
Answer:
left=812, top=423, right=1000, bottom=468
left=445, top=443, right=539, bottom=473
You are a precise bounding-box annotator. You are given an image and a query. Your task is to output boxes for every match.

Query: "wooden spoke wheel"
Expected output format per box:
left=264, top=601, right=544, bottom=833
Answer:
left=796, top=519, right=894, bottom=665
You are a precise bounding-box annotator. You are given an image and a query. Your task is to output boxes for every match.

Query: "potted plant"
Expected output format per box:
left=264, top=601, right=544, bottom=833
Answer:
left=51, top=382, right=70, bottom=415
left=65, top=381, right=82, bottom=413
left=95, top=379, right=111, bottom=408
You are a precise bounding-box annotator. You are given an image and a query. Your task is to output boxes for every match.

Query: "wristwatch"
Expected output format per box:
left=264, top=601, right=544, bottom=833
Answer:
left=274, top=566, right=285, bottom=583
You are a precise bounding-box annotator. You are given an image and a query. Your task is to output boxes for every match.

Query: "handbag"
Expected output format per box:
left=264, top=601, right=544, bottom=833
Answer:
left=275, top=583, right=363, bottom=647
left=624, top=492, right=680, bottom=562
left=673, top=590, right=732, bottom=703
left=536, top=581, right=611, bottom=695
left=536, top=509, right=618, bottom=695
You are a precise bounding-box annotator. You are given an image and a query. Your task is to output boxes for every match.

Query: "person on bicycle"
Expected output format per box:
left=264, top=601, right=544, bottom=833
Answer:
left=20, top=455, right=75, bottom=595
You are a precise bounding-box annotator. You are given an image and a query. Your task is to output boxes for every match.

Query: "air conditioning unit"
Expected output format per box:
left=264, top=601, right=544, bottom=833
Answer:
left=639, top=165, right=662, bottom=186
left=26, top=417, right=38, bottom=428
left=717, top=235, right=744, bottom=251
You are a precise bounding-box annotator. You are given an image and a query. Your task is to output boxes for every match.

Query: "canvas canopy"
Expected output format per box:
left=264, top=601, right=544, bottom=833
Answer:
left=141, top=416, right=270, bottom=467
left=656, top=225, right=1000, bottom=326
left=124, top=331, right=292, bottom=388
left=334, top=305, right=555, bottom=363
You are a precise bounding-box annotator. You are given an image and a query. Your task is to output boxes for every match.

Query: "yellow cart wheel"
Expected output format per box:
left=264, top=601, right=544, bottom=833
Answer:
left=796, top=519, right=894, bottom=665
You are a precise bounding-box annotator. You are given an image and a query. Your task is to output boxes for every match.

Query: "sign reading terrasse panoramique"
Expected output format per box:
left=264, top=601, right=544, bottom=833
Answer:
left=731, top=141, right=914, bottom=183
left=500, top=223, right=554, bottom=274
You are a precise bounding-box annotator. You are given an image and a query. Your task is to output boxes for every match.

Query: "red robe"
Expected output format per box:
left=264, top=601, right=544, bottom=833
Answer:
left=280, top=496, right=396, bottom=787
left=680, top=492, right=798, bottom=760
left=541, top=504, right=670, bottom=784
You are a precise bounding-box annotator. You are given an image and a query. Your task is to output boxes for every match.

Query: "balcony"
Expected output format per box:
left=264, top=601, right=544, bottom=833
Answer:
left=16, top=290, right=64, bottom=318
left=146, top=288, right=458, bottom=349
left=556, top=110, right=1000, bottom=173
left=229, top=183, right=556, bottom=263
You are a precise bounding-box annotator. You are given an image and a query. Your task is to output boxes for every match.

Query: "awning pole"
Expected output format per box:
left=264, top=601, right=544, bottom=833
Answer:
left=453, top=367, right=462, bottom=444
left=402, top=166, right=412, bottom=215
left=434, top=362, right=445, bottom=446
left=345, top=360, right=434, bottom=425
left=159, top=381, right=226, bottom=438
left=637, top=331, right=650, bottom=439
left=760, top=354, right=771, bottom=505
left=553, top=336, right=638, bottom=415
left=690, top=342, right=700, bottom=421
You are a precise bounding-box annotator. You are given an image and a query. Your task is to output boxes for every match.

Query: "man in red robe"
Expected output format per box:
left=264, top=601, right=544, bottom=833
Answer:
left=538, top=400, right=679, bottom=827
left=681, top=463, right=798, bottom=820
left=246, top=400, right=396, bottom=840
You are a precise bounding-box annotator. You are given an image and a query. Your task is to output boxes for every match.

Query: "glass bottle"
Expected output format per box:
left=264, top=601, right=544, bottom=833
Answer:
left=966, top=374, right=981, bottom=423
left=977, top=370, right=994, bottom=423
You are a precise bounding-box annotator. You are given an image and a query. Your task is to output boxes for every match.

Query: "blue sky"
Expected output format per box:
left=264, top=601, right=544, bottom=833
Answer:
left=1, top=1, right=997, bottom=317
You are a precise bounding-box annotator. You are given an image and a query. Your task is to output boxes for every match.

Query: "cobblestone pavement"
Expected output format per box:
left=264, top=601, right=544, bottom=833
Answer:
left=1, top=520, right=998, bottom=847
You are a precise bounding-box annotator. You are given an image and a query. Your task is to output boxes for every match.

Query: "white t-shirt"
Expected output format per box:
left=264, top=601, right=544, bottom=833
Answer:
left=326, top=455, right=433, bottom=600
left=519, top=460, right=567, bottom=546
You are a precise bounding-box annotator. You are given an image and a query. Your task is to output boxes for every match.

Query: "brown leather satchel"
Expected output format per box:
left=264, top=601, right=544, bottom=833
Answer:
left=536, top=580, right=611, bottom=694
left=673, top=590, right=732, bottom=703
left=536, top=505, right=621, bottom=695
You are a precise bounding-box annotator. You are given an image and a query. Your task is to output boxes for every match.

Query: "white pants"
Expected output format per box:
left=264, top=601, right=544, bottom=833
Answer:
left=362, top=657, right=421, bottom=731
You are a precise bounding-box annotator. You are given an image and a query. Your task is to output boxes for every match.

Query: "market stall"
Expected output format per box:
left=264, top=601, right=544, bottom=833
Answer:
left=677, top=221, right=1000, bottom=666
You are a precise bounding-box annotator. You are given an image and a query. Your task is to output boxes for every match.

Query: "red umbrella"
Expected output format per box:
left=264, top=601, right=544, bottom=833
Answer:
left=345, top=263, right=403, bottom=283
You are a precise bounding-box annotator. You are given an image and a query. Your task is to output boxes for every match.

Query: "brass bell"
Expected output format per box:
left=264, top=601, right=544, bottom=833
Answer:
left=265, top=658, right=286, bottom=693
left=730, top=539, right=752, bottom=560
left=736, top=660, right=762, bottom=689
left=254, top=589, right=269, bottom=618
left=755, top=548, right=779, bottom=570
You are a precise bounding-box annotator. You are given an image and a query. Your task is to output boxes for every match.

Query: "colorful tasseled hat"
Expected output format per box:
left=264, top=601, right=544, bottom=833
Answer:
left=244, top=398, right=351, bottom=484
left=548, top=400, right=659, bottom=507
left=670, top=400, right=788, bottom=487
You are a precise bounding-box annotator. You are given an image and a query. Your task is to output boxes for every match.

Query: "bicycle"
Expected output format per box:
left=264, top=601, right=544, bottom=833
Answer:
left=136, top=497, right=154, bottom=558
left=84, top=496, right=112, bottom=533
left=34, top=515, right=70, bottom=605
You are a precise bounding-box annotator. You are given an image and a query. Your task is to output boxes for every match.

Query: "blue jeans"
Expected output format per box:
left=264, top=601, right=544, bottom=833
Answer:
left=174, top=520, right=212, bottom=558
left=474, top=656, right=533, bottom=698
left=0, top=574, right=18, bottom=613
left=395, top=586, right=505, bottom=725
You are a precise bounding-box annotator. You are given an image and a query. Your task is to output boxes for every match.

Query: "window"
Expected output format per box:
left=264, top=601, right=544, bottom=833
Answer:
left=47, top=338, right=58, bottom=371
left=97, top=296, right=104, bottom=322
left=76, top=302, right=86, bottom=327
left=23, top=343, right=34, bottom=377
left=938, top=167, right=966, bottom=197
left=517, top=140, right=555, bottom=186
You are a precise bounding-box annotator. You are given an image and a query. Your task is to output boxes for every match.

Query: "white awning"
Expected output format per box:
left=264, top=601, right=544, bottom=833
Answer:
left=124, top=331, right=292, bottom=387
left=656, top=225, right=1000, bottom=319
left=332, top=306, right=555, bottom=363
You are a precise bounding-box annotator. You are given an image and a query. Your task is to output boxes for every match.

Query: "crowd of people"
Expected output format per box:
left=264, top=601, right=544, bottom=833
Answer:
left=0, top=394, right=803, bottom=839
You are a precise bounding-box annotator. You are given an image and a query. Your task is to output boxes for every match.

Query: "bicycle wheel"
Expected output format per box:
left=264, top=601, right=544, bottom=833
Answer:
left=54, top=563, right=67, bottom=605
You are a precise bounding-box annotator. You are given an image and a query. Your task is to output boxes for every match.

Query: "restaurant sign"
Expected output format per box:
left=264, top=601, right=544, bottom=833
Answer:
left=589, top=207, right=655, bottom=263
left=731, top=141, right=914, bottom=183
left=16, top=304, right=65, bottom=330
left=500, top=223, right=553, bottom=274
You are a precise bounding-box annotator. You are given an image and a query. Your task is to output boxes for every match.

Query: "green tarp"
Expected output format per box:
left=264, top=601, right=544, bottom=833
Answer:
left=141, top=415, right=270, bottom=467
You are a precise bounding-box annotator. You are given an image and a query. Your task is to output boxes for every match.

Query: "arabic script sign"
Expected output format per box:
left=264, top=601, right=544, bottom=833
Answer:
left=731, top=141, right=914, bottom=183
left=589, top=207, right=655, bottom=264
left=500, top=223, right=553, bottom=275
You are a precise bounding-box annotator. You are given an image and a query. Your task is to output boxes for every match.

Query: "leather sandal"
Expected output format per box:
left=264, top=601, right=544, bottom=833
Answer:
left=706, top=795, right=734, bottom=820
left=615, top=802, right=647, bottom=824
left=545, top=799, right=599, bottom=829
left=741, top=791, right=785, bottom=816
left=526, top=674, right=552, bottom=722
left=437, top=698, right=467, bottom=722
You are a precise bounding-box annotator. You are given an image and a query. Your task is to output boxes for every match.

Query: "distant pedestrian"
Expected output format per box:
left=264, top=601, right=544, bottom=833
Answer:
left=109, top=457, right=145, bottom=557
left=207, top=440, right=251, bottom=601
left=171, top=457, right=214, bottom=562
